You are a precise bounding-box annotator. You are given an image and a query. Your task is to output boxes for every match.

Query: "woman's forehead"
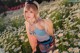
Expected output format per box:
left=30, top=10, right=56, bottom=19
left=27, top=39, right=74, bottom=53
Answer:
left=25, top=5, right=30, bottom=10
left=25, top=8, right=34, bottom=12
left=24, top=4, right=38, bottom=11
left=24, top=7, right=34, bottom=11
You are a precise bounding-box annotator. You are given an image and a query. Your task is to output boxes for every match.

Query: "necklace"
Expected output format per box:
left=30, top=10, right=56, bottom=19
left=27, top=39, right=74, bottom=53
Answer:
left=28, top=18, right=41, bottom=35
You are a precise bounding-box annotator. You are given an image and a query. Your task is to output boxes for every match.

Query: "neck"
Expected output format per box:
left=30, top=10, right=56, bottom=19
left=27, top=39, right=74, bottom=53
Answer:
left=29, top=21, right=35, bottom=25
left=28, top=18, right=40, bottom=25
left=29, top=19, right=37, bottom=25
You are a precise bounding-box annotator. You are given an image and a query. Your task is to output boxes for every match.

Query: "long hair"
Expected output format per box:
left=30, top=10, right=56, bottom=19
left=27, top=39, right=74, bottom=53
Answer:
left=23, top=2, right=39, bottom=21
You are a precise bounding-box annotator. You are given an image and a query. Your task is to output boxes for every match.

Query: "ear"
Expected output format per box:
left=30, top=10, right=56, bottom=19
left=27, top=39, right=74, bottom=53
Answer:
left=36, top=13, right=40, bottom=18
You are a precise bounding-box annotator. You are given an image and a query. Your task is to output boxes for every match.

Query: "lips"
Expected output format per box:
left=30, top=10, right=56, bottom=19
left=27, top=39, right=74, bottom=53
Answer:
left=27, top=17, right=30, bottom=18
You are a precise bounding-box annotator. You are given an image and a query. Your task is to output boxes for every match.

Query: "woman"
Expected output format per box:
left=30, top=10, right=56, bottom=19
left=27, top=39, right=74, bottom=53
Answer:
left=23, top=1, right=55, bottom=53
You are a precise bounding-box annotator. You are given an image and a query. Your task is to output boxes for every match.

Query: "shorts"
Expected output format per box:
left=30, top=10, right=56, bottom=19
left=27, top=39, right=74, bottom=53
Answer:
left=38, top=36, right=54, bottom=53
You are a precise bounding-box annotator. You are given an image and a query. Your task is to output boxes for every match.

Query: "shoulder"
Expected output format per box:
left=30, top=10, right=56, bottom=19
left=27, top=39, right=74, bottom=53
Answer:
left=43, top=19, right=53, bottom=25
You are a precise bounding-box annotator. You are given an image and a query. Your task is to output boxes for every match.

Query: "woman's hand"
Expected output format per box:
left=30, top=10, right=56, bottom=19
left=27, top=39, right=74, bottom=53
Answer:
left=32, top=48, right=36, bottom=53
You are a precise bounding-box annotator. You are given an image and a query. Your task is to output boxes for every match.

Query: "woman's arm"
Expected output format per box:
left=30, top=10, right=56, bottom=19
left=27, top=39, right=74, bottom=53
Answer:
left=25, top=21, right=37, bottom=52
left=44, top=19, right=54, bottom=37
left=44, top=19, right=55, bottom=45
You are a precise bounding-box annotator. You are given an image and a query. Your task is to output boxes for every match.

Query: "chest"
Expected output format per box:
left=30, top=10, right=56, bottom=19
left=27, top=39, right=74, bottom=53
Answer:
left=29, top=22, right=46, bottom=36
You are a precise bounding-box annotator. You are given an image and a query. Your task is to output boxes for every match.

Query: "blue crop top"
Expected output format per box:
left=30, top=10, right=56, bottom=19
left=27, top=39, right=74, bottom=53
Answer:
left=34, top=27, right=47, bottom=36
left=29, top=24, right=50, bottom=42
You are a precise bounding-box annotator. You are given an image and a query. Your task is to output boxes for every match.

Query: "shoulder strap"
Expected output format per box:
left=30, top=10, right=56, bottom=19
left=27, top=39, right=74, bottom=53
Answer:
left=42, top=18, right=51, bottom=31
left=40, top=19, right=48, bottom=31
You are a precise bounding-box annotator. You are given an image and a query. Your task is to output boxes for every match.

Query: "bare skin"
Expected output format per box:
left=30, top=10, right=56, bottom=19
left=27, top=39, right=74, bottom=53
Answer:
left=24, top=6, right=55, bottom=53
left=25, top=19, right=55, bottom=53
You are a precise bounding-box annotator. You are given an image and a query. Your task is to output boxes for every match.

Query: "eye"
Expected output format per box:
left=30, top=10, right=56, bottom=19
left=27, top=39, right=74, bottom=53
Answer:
left=25, top=11, right=28, bottom=13
left=30, top=11, right=33, bottom=13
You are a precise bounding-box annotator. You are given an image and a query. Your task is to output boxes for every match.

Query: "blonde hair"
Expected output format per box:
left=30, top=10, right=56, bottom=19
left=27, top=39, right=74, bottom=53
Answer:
left=23, top=2, right=39, bottom=20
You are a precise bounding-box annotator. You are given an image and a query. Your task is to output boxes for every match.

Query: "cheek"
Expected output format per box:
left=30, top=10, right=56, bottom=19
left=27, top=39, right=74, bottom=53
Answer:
left=25, top=13, right=27, bottom=17
left=25, top=13, right=29, bottom=20
left=30, top=14, right=35, bottom=18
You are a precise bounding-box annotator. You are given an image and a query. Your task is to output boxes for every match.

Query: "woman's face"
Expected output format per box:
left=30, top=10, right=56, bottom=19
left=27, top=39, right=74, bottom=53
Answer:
left=25, top=8, right=36, bottom=23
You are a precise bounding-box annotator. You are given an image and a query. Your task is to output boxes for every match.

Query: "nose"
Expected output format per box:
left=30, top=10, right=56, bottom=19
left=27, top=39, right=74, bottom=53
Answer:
left=27, top=14, right=31, bottom=18
left=26, top=12, right=30, bottom=18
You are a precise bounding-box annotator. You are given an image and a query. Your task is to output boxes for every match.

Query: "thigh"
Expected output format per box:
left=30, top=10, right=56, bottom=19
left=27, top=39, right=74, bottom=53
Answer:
left=39, top=44, right=47, bottom=52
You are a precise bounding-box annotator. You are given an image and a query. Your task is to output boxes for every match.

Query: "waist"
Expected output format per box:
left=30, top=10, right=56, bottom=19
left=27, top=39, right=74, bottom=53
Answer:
left=35, top=34, right=50, bottom=41
left=38, top=36, right=53, bottom=45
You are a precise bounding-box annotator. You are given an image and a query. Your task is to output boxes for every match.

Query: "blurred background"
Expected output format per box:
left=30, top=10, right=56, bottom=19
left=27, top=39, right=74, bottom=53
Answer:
left=0, top=0, right=80, bottom=53
left=0, top=0, right=54, bottom=14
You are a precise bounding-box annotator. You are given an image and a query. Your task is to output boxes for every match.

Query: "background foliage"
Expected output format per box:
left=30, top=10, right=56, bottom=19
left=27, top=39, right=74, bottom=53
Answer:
left=0, top=0, right=80, bottom=53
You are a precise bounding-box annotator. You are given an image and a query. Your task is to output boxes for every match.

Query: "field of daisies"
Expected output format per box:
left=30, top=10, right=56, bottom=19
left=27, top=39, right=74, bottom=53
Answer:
left=0, top=0, right=80, bottom=53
